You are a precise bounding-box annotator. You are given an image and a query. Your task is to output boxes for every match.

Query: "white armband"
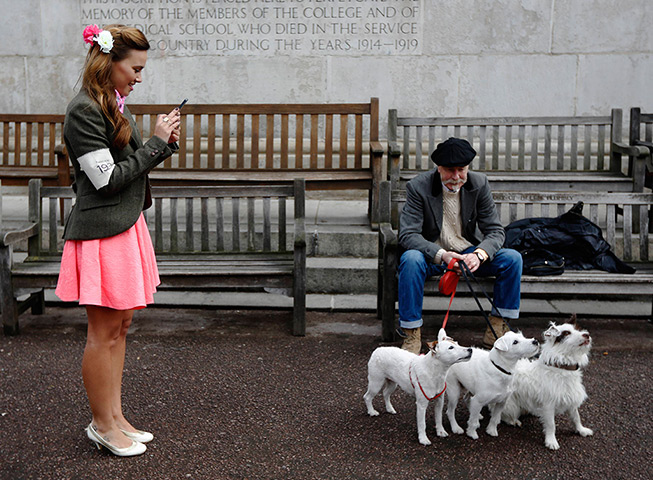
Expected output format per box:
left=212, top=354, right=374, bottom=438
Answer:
left=78, top=148, right=115, bottom=190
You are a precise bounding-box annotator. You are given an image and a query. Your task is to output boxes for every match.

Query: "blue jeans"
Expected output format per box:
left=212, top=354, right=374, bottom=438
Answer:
left=397, top=247, right=522, bottom=329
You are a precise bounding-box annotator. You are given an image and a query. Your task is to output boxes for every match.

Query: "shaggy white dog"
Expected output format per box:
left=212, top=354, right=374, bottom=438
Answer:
left=364, top=328, right=472, bottom=446
left=501, top=321, right=594, bottom=450
left=436, top=331, right=540, bottom=439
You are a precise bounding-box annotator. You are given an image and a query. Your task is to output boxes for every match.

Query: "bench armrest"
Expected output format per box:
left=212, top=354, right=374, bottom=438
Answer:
left=1, top=223, right=38, bottom=248
left=379, top=222, right=397, bottom=254
left=612, top=141, right=650, bottom=157
left=54, top=143, right=67, bottom=157
left=294, top=227, right=306, bottom=249
left=387, top=141, right=401, bottom=158
left=369, top=141, right=384, bottom=155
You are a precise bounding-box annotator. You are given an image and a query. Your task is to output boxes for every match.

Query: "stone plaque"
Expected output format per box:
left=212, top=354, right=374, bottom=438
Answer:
left=80, top=0, right=423, bottom=56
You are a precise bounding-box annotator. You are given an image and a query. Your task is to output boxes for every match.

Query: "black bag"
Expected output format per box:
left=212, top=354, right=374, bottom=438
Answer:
left=521, top=249, right=565, bottom=276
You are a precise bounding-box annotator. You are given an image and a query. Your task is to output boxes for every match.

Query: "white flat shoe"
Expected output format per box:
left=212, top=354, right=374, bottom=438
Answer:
left=86, top=424, right=147, bottom=457
left=121, top=428, right=154, bottom=443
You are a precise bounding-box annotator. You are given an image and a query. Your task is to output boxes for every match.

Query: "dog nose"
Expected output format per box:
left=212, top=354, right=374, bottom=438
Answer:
left=467, top=348, right=472, bottom=353
left=532, top=339, right=539, bottom=345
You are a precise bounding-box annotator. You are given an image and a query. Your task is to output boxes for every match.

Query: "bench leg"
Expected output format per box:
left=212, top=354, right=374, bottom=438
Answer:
left=30, top=290, right=46, bottom=315
left=293, top=249, right=306, bottom=336
left=380, top=259, right=397, bottom=343
left=0, top=246, right=19, bottom=335
left=293, top=286, right=306, bottom=336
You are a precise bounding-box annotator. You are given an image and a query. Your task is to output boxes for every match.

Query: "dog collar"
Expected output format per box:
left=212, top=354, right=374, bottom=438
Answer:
left=545, top=361, right=580, bottom=371
left=491, top=360, right=512, bottom=375
left=409, top=363, right=447, bottom=401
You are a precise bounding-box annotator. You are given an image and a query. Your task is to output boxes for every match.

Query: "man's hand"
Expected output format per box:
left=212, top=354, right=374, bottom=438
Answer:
left=441, top=251, right=482, bottom=274
left=441, top=251, right=465, bottom=273
left=460, top=252, right=482, bottom=273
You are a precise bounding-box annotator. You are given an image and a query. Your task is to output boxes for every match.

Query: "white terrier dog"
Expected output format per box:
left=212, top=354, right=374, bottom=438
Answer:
left=436, top=331, right=540, bottom=439
left=501, top=321, right=594, bottom=450
left=364, top=328, right=472, bottom=446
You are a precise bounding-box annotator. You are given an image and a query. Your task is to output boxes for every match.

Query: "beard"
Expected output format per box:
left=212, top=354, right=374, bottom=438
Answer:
left=444, top=180, right=465, bottom=192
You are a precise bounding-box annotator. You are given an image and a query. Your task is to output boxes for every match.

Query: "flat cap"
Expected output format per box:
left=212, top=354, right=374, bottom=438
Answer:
left=431, top=137, right=476, bottom=167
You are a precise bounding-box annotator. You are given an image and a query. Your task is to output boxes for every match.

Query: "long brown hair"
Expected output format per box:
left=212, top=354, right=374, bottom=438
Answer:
left=81, top=25, right=149, bottom=149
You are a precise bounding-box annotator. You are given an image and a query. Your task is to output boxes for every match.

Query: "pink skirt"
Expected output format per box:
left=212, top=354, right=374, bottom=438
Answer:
left=55, top=213, right=160, bottom=310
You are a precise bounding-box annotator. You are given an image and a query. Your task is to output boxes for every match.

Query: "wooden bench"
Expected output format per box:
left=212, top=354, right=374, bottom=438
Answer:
left=0, top=178, right=307, bottom=336
left=84, top=99, right=384, bottom=224
left=0, top=114, right=69, bottom=187
left=377, top=181, right=653, bottom=342
left=386, top=109, right=649, bottom=224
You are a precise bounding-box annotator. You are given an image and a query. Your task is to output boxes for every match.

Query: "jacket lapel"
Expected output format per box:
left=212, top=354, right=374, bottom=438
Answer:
left=460, top=180, right=479, bottom=229
left=427, top=171, right=443, bottom=232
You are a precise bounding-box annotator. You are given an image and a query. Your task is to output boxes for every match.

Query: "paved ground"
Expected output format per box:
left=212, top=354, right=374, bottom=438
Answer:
left=1, top=307, right=651, bottom=480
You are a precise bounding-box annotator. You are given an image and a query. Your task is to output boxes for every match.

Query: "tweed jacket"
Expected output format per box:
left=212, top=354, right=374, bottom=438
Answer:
left=62, top=90, right=175, bottom=240
left=398, top=169, right=505, bottom=262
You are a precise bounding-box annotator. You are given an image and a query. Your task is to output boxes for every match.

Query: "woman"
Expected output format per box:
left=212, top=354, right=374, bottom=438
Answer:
left=55, top=24, right=181, bottom=457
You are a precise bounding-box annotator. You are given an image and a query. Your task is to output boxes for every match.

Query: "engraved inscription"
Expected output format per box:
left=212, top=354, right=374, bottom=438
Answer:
left=80, top=0, right=423, bottom=56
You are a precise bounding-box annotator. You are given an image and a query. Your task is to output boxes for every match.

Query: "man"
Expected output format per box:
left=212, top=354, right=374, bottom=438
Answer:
left=397, top=137, right=522, bottom=353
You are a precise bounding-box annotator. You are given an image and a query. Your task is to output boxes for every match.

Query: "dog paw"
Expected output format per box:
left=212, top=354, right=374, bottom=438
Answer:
left=436, top=429, right=448, bottom=438
left=466, top=430, right=479, bottom=440
left=367, top=409, right=380, bottom=417
left=419, top=436, right=432, bottom=446
left=578, top=427, right=593, bottom=437
left=451, top=425, right=464, bottom=435
left=486, top=427, right=499, bottom=437
left=387, top=407, right=397, bottom=415
left=545, top=438, right=560, bottom=450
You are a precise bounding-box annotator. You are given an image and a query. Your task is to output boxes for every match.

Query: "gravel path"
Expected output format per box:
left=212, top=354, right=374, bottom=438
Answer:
left=1, top=308, right=651, bottom=479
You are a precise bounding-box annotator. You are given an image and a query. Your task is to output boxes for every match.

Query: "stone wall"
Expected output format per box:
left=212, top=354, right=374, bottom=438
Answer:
left=1, top=0, right=651, bottom=135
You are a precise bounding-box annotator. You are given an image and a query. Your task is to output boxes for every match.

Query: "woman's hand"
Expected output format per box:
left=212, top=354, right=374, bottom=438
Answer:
left=153, top=107, right=181, bottom=144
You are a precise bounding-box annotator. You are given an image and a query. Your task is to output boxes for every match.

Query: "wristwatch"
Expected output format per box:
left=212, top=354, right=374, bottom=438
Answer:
left=474, top=251, right=485, bottom=263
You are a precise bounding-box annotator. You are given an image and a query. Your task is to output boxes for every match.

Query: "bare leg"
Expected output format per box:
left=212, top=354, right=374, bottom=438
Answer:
left=83, top=305, right=132, bottom=448
left=110, top=309, right=141, bottom=434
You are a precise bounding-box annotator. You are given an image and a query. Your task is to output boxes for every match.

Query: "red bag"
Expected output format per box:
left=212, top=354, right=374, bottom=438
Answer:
left=439, top=259, right=460, bottom=295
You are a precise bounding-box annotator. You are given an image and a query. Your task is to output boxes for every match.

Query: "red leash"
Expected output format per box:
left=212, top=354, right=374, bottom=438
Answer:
left=438, top=259, right=460, bottom=329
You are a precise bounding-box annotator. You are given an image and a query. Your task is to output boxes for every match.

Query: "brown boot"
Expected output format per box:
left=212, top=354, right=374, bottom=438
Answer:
left=482, top=316, right=510, bottom=349
left=401, top=327, right=422, bottom=354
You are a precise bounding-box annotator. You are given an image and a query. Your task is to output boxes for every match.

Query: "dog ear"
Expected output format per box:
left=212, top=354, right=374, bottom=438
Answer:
left=569, top=313, right=578, bottom=328
left=438, top=328, right=446, bottom=343
left=544, top=323, right=559, bottom=339
left=426, top=341, right=437, bottom=351
left=493, top=336, right=510, bottom=351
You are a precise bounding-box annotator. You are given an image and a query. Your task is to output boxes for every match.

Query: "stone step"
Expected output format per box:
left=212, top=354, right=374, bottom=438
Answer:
left=306, top=226, right=377, bottom=258
left=307, top=257, right=377, bottom=294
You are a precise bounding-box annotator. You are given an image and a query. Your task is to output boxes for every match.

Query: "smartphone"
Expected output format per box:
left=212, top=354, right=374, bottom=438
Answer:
left=176, top=98, right=188, bottom=110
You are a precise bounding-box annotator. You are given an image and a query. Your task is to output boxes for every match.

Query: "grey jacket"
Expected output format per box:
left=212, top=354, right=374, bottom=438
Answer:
left=62, top=90, right=175, bottom=240
left=398, top=169, right=505, bottom=262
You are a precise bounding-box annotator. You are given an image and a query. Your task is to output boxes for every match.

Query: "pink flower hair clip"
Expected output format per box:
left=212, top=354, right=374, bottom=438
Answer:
left=83, top=24, right=113, bottom=54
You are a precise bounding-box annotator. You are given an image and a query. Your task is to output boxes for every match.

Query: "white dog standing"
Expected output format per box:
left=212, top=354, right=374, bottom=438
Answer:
left=436, top=331, right=540, bottom=439
left=501, top=322, right=594, bottom=450
left=364, top=328, right=472, bottom=446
